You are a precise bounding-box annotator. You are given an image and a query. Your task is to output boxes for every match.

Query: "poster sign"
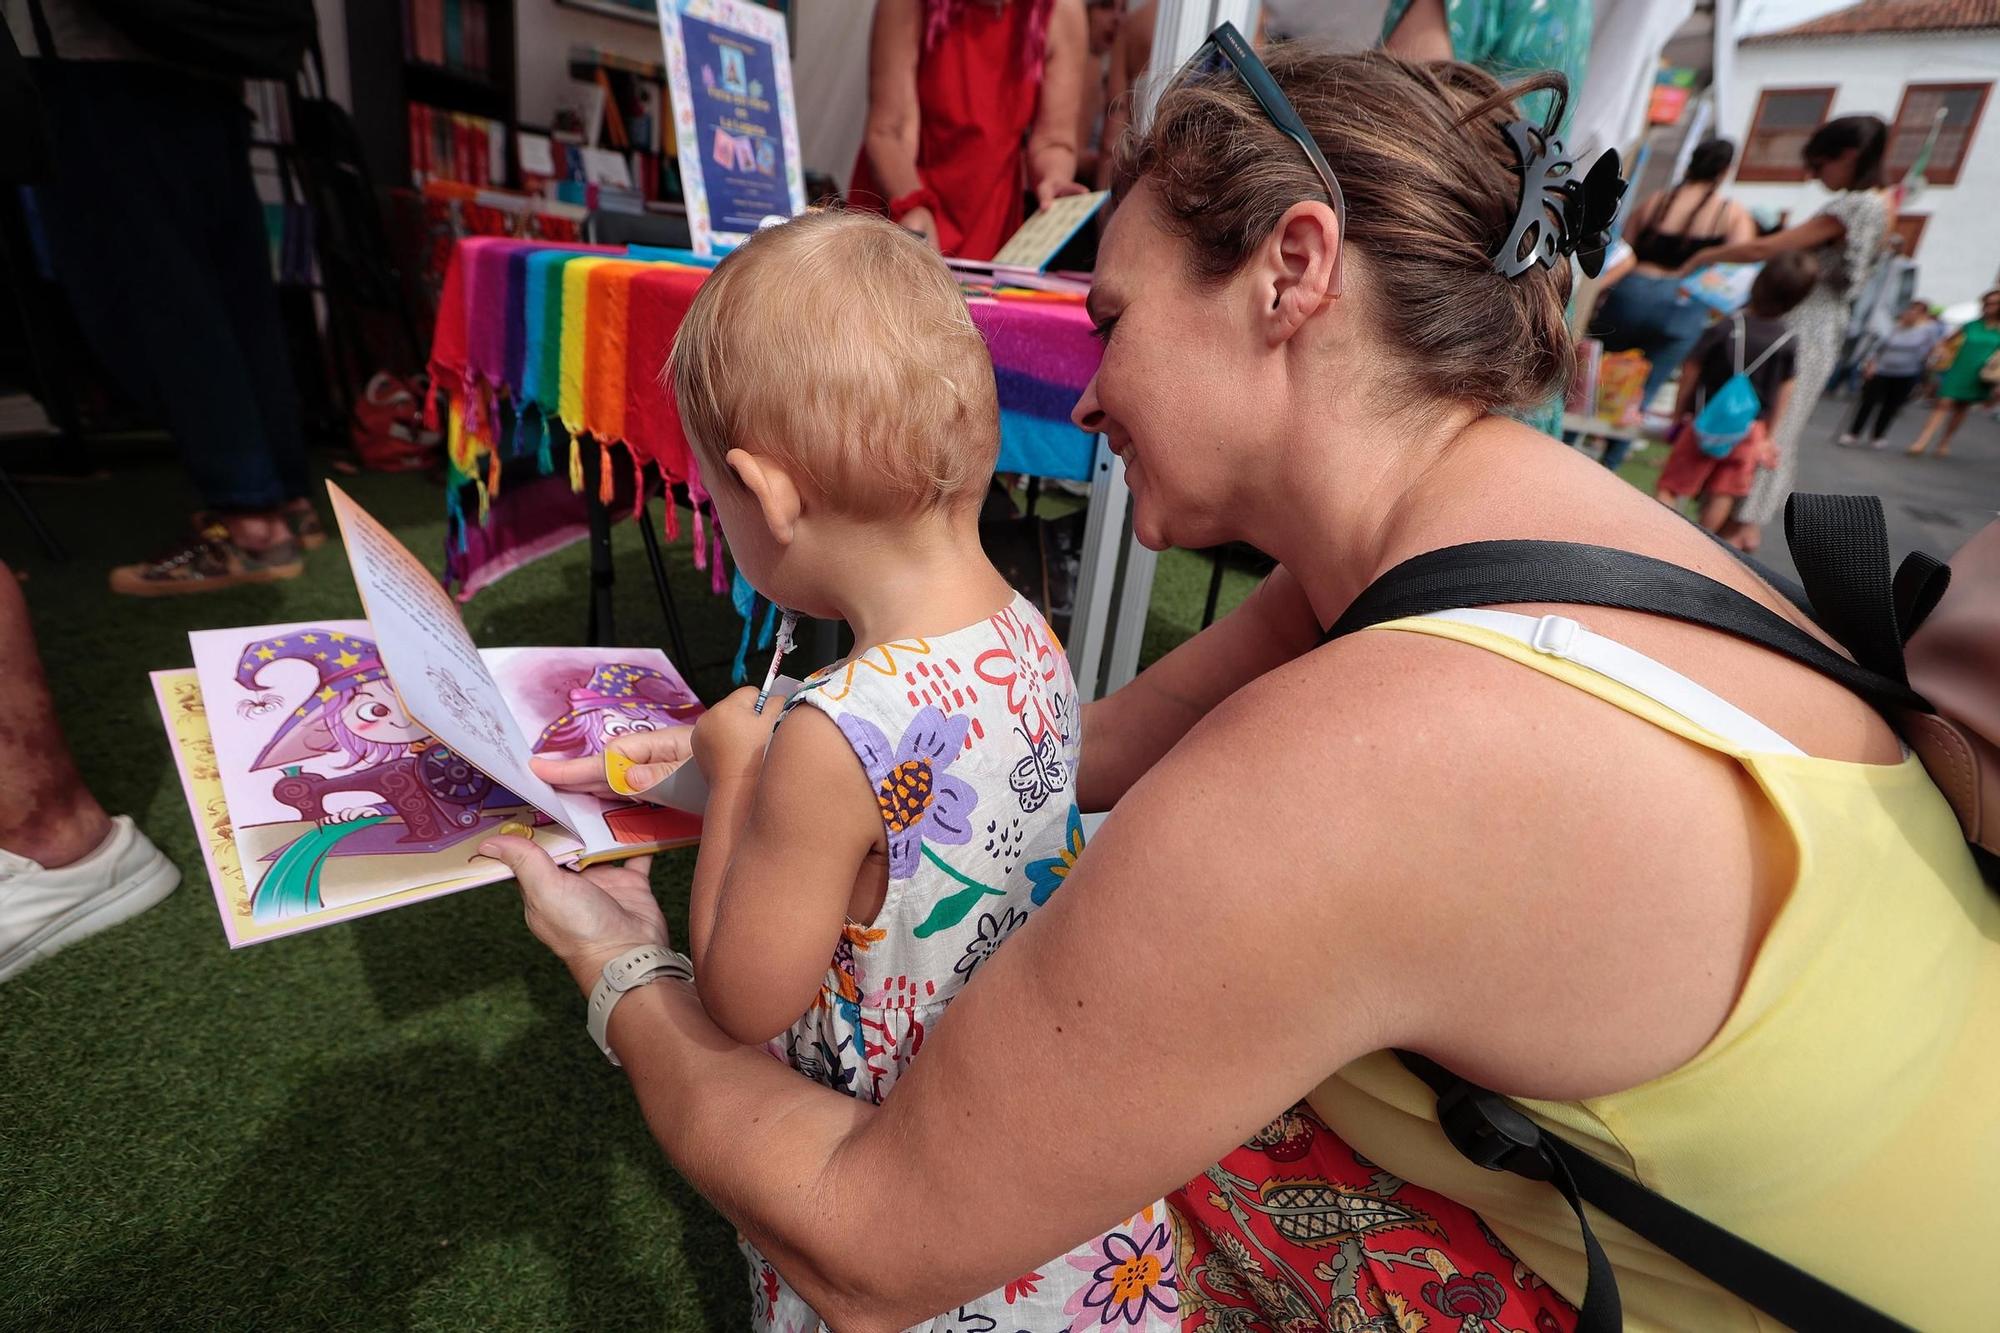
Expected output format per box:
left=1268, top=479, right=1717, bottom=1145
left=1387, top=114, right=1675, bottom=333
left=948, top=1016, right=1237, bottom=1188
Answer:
left=659, top=0, right=805, bottom=255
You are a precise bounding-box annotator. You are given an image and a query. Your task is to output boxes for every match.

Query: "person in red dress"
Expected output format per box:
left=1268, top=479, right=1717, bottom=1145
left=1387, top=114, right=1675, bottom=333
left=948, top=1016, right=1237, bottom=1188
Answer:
left=854, top=0, right=1089, bottom=260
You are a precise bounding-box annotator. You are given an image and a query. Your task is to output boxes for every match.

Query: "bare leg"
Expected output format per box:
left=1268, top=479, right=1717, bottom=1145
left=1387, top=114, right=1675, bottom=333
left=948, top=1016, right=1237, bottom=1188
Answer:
left=0, top=563, right=112, bottom=867
left=1933, top=402, right=1973, bottom=458
left=1906, top=401, right=1952, bottom=456
left=1720, top=517, right=1760, bottom=552
left=1697, top=493, right=1737, bottom=532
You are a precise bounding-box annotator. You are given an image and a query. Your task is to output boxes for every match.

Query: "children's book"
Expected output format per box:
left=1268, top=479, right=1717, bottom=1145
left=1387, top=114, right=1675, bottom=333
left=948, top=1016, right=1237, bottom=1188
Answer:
left=152, top=483, right=704, bottom=947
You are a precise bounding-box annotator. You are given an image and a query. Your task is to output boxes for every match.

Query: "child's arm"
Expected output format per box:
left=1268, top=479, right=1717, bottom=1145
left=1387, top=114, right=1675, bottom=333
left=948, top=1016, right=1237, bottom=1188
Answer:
left=1671, top=352, right=1705, bottom=424
left=689, top=692, right=882, bottom=1045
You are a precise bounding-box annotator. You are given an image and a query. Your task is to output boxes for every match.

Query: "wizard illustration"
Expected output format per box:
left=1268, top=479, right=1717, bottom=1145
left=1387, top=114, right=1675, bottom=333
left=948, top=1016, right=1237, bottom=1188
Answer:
left=532, top=662, right=702, bottom=759
left=234, top=630, right=530, bottom=921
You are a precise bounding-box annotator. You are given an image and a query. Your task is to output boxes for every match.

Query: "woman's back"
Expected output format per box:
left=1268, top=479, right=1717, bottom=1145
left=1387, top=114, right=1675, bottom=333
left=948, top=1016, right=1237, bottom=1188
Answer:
left=1628, top=182, right=1737, bottom=270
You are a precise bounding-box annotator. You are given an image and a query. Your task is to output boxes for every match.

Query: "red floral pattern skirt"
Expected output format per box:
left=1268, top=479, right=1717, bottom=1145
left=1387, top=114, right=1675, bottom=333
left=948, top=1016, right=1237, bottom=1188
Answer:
left=1169, top=1103, right=1577, bottom=1333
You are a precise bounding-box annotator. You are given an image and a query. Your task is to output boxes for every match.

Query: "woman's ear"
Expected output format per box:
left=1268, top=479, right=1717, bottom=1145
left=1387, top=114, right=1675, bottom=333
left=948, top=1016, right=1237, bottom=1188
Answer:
left=1260, top=200, right=1340, bottom=346
left=726, top=448, right=804, bottom=546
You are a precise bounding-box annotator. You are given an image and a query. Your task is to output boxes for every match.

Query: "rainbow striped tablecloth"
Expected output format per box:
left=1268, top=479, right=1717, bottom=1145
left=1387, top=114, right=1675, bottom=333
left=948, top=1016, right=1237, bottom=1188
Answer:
left=425, top=236, right=1102, bottom=599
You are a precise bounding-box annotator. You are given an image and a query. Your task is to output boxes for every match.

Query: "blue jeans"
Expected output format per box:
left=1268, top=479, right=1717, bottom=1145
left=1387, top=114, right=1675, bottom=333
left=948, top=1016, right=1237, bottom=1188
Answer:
left=1591, top=273, right=1710, bottom=470
left=30, top=61, right=308, bottom=511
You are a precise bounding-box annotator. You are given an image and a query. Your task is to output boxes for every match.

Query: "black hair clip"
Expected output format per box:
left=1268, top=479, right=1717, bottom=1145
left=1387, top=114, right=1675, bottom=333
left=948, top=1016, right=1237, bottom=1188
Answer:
left=1492, top=119, right=1626, bottom=279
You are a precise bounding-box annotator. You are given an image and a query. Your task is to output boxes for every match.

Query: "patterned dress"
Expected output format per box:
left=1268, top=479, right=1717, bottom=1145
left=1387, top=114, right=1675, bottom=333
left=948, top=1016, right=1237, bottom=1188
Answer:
left=744, top=594, right=1180, bottom=1333
left=1737, top=188, right=1889, bottom=527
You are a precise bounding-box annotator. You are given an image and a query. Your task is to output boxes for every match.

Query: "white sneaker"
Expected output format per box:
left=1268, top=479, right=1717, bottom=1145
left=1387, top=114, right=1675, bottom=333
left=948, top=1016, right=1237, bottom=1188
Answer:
left=1837, top=433, right=1861, bottom=447
left=0, top=816, right=180, bottom=982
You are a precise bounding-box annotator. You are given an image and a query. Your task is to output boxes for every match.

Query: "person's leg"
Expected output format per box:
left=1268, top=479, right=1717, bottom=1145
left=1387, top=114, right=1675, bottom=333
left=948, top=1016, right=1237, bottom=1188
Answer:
left=1697, top=492, right=1737, bottom=531
left=1870, top=376, right=1917, bottom=445
left=198, top=82, right=311, bottom=504
left=33, top=65, right=294, bottom=531
left=1934, top=401, right=1974, bottom=457
left=1844, top=377, right=1883, bottom=443
left=1907, top=400, right=1955, bottom=456
left=0, top=564, right=107, bottom=868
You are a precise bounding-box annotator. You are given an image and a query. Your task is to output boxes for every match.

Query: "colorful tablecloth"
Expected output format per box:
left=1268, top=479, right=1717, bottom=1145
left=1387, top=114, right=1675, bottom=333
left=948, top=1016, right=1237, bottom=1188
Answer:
left=425, top=237, right=1103, bottom=599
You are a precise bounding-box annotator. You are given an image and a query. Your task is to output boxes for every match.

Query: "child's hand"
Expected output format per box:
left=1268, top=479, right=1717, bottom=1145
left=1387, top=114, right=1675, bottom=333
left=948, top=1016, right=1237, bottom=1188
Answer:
left=692, top=687, right=777, bottom=785
left=1753, top=437, right=1780, bottom=468
left=532, top=729, right=694, bottom=798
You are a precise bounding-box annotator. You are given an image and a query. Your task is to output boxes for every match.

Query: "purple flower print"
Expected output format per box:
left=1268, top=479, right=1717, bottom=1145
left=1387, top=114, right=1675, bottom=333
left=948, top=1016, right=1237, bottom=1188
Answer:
left=837, top=707, right=978, bottom=880
left=1065, top=1220, right=1178, bottom=1329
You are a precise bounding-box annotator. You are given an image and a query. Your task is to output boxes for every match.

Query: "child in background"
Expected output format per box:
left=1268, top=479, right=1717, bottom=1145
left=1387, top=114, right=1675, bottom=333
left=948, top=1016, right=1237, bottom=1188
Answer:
left=1655, top=251, right=1816, bottom=535
left=663, top=210, right=1178, bottom=1332
left=1839, top=299, right=1943, bottom=449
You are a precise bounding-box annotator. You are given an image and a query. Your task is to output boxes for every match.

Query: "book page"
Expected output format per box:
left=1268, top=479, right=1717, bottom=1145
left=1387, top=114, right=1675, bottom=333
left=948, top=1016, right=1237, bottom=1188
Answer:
left=482, top=645, right=705, bottom=856
left=990, top=191, right=1108, bottom=270
left=326, top=483, right=575, bottom=837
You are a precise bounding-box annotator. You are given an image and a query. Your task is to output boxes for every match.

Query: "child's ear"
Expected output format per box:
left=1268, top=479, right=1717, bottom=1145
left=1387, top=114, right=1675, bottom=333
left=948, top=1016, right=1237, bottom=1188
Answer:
left=726, top=449, right=803, bottom=546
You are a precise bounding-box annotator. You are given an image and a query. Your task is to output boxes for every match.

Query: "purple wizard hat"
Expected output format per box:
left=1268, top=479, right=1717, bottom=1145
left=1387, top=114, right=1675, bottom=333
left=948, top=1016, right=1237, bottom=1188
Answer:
left=235, top=629, right=390, bottom=769
left=534, top=662, right=700, bottom=755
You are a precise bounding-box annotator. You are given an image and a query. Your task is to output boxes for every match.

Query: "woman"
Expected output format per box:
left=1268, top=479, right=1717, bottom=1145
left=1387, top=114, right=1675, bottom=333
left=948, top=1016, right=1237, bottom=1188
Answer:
left=1589, top=138, right=1756, bottom=467
left=489, top=46, right=1995, bottom=1332
left=1905, top=288, right=2000, bottom=458
left=1837, top=298, right=1942, bottom=450
left=852, top=0, right=1089, bottom=260
left=1675, top=115, right=1891, bottom=549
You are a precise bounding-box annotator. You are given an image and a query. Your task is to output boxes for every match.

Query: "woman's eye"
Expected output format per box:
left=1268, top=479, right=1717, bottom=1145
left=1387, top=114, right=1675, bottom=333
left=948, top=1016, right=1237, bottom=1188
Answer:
left=1090, top=315, right=1119, bottom=345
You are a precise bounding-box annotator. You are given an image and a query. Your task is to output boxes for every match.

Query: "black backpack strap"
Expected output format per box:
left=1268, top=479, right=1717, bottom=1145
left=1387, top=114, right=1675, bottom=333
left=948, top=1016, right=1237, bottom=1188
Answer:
left=1397, top=1054, right=1915, bottom=1331
left=1324, top=538, right=1931, bottom=715
left=1785, top=493, right=1954, bottom=652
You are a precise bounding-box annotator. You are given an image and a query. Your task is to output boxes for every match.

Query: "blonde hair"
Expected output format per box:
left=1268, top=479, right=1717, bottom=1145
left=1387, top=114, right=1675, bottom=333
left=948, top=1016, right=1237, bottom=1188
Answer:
left=667, top=209, right=999, bottom=516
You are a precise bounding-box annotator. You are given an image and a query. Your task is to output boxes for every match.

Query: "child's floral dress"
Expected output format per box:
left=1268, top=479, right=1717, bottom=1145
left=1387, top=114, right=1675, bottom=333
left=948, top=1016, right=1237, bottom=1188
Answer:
left=745, top=595, right=1179, bottom=1333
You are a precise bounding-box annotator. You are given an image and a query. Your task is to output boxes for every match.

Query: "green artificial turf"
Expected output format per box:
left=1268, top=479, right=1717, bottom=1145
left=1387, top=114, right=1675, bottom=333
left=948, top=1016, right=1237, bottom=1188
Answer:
left=2, top=440, right=1651, bottom=1329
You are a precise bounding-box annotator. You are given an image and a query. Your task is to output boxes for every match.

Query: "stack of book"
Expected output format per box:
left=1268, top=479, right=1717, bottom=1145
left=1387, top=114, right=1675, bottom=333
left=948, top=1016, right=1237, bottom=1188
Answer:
left=404, top=0, right=493, bottom=75
left=409, top=104, right=508, bottom=188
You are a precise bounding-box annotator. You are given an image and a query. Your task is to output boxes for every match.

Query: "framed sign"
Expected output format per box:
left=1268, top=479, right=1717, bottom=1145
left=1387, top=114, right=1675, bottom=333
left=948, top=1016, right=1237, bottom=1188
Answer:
left=659, top=0, right=805, bottom=255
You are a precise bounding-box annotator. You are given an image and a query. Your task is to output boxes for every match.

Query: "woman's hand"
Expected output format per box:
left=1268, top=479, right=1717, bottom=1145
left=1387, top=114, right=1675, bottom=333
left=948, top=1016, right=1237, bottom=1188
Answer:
left=480, top=836, right=669, bottom=988
left=692, top=686, right=777, bottom=785
left=531, top=729, right=694, bottom=799
left=1034, top=177, right=1089, bottom=211
left=1674, top=248, right=1715, bottom=280
left=898, top=205, right=941, bottom=249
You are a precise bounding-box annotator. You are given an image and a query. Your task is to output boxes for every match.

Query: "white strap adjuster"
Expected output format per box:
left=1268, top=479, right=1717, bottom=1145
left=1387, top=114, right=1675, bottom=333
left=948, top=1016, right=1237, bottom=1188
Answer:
left=1528, top=614, right=1582, bottom=660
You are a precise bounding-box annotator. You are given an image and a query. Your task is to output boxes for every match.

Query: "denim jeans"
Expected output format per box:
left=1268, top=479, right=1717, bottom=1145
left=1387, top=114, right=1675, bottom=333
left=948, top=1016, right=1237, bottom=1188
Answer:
left=1591, top=273, right=1710, bottom=470
left=30, top=61, right=308, bottom=511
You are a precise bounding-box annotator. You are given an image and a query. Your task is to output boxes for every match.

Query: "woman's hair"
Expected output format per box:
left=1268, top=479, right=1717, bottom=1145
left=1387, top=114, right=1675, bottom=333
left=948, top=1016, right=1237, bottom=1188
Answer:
left=1684, top=137, right=1735, bottom=183
left=1802, top=115, right=1888, bottom=190
left=1112, top=47, right=1576, bottom=416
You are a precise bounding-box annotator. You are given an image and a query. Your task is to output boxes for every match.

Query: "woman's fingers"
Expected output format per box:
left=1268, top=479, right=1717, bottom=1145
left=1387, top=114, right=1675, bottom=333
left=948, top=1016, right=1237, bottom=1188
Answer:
left=530, top=753, right=614, bottom=795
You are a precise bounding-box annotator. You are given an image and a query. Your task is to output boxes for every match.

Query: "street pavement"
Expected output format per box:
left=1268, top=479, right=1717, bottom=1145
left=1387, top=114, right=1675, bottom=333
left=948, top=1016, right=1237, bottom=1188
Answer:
left=1750, top=389, right=2000, bottom=582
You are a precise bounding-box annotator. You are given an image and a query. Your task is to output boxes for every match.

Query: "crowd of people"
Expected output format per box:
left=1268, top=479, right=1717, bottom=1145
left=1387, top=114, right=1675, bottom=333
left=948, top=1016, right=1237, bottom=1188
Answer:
left=6, top=4, right=1997, bottom=1332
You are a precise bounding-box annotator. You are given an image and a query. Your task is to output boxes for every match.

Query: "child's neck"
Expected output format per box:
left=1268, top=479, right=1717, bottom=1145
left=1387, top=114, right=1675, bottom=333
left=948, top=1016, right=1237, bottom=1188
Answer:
left=819, top=509, right=1016, bottom=651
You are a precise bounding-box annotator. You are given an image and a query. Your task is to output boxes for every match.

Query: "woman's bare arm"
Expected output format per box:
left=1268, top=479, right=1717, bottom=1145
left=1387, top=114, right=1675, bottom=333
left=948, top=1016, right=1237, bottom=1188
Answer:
left=863, top=0, right=936, bottom=242
left=1681, top=210, right=1843, bottom=272
left=1076, top=564, right=1320, bottom=811
left=1384, top=0, right=1454, bottom=61
left=1027, top=0, right=1088, bottom=206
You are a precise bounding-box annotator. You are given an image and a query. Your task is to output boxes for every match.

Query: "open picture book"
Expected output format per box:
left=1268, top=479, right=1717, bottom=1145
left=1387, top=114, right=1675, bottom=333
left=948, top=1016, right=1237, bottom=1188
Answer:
left=152, top=483, right=705, bottom=947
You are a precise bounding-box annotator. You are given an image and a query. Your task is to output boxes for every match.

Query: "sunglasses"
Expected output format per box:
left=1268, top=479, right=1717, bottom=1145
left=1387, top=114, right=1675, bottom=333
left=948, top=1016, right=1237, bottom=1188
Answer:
left=1174, top=22, right=1348, bottom=295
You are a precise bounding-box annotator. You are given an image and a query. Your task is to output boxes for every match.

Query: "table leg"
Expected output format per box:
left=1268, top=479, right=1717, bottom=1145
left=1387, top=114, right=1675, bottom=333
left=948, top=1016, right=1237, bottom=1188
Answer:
left=580, top=442, right=615, bottom=646
left=637, top=497, right=692, bottom=668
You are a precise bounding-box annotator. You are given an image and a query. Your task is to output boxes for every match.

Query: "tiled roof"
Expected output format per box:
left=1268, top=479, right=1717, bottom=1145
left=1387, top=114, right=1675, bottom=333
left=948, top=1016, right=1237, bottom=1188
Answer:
left=1744, top=0, right=2000, bottom=43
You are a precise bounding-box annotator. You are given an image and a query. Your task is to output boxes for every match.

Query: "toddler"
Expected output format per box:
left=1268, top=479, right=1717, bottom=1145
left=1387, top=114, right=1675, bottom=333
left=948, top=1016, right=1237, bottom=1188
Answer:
left=665, top=210, right=1178, bottom=1332
left=1655, top=250, right=1815, bottom=534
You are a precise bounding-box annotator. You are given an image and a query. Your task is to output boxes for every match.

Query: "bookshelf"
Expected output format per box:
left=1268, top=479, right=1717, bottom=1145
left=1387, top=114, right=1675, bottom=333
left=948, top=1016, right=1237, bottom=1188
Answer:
left=344, top=0, right=520, bottom=190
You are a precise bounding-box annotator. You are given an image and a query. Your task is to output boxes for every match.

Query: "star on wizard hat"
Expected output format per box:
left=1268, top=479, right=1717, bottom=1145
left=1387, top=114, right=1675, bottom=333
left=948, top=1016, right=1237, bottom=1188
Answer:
left=534, top=662, right=700, bottom=755
left=235, top=629, right=390, bottom=768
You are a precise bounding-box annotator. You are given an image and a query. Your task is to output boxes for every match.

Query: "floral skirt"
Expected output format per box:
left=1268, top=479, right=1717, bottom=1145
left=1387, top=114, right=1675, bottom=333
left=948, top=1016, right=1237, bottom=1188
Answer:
left=1169, top=1103, right=1577, bottom=1333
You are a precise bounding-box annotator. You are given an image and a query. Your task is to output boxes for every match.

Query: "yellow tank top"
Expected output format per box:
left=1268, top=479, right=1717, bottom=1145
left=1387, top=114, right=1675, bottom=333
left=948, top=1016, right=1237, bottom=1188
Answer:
left=1306, top=614, right=2000, bottom=1332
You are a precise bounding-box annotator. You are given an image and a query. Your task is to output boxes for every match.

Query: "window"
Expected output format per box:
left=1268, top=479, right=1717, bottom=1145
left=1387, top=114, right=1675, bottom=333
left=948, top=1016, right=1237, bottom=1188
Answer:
left=1886, top=82, right=1992, bottom=187
left=1891, top=214, right=1928, bottom=258
left=1739, top=87, right=1836, bottom=182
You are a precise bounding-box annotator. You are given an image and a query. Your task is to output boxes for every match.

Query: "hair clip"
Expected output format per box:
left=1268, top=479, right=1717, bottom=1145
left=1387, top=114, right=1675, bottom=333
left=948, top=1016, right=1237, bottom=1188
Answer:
left=1492, top=120, right=1626, bottom=279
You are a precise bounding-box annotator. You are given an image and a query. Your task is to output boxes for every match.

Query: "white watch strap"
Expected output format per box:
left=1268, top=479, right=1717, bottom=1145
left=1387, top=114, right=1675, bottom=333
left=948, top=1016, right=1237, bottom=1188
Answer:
left=587, top=944, right=694, bottom=1066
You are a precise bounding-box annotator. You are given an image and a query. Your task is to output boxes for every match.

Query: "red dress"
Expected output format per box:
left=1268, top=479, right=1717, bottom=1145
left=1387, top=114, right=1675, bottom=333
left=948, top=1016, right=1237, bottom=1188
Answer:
left=851, top=0, right=1047, bottom=260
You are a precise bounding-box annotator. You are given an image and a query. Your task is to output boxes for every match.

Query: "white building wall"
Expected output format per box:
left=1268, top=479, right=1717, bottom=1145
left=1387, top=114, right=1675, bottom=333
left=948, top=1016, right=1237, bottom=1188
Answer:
left=1726, top=31, right=2000, bottom=310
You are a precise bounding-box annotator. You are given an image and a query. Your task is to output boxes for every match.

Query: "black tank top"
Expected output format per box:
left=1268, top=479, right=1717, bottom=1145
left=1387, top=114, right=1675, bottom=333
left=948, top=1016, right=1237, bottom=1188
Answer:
left=1630, top=186, right=1732, bottom=270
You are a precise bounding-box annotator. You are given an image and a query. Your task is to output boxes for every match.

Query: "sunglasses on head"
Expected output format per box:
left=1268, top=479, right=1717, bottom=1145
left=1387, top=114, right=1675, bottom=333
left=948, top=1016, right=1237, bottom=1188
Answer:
left=1174, top=22, right=1348, bottom=296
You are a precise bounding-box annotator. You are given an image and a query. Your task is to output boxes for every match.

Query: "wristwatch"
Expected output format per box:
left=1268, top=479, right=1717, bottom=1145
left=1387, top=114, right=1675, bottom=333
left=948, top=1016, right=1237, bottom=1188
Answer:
left=587, top=944, right=694, bottom=1066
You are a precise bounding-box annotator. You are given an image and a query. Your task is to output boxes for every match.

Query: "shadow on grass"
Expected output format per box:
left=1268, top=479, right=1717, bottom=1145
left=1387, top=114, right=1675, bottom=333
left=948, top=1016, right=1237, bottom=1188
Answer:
left=24, top=981, right=744, bottom=1332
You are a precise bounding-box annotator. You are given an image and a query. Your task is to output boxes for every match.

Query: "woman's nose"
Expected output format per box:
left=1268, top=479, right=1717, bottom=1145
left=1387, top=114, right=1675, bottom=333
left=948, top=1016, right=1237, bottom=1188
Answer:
left=1072, top=376, right=1106, bottom=434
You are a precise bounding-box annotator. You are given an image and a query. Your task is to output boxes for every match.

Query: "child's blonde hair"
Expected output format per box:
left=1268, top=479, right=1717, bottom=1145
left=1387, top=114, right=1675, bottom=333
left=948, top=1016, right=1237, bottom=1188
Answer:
left=667, top=209, right=999, bottom=516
